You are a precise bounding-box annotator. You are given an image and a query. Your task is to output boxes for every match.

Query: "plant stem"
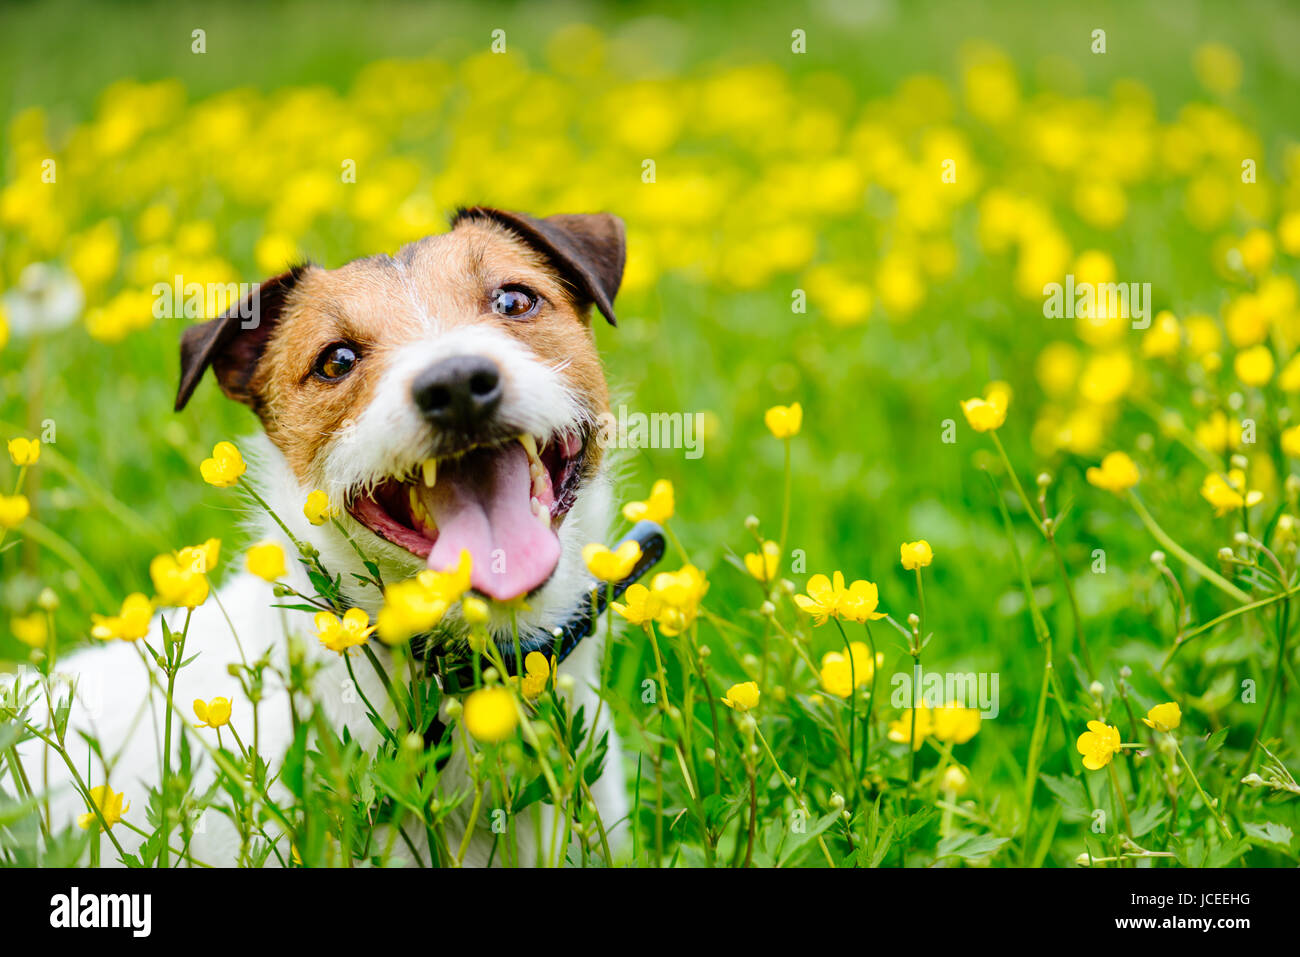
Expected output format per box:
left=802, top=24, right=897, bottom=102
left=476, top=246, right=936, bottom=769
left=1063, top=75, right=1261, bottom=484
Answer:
left=1127, top=492, right=1249, bottom=602
left=1174, top=739, right=1231, bottom=837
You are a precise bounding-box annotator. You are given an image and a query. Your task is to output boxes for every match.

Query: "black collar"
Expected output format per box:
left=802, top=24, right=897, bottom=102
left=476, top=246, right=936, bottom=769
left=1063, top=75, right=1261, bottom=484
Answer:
left=417, top=521, right=666, bottom=749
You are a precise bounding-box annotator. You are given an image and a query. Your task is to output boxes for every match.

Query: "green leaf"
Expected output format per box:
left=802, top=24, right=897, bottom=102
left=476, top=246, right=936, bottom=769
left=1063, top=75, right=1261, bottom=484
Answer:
left=1129, top=805, right=1169, bottom=838
left=1041, top=772, right=1088, bottom=816
left=936, top=830, right=1010, bottom=863
left=1242, top=821, right=1294, bottom=850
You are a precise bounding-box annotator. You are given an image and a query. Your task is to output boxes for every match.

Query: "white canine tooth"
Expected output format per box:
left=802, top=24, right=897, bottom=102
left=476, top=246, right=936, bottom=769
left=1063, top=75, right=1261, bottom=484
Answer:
left=422, top=458, right=438, bottom=487
left=530, top=496, right=551, bottom=528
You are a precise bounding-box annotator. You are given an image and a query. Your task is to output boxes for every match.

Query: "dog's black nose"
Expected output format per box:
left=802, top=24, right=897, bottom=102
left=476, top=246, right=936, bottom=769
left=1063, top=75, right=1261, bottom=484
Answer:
left=412, top=355, right=503, bottom=430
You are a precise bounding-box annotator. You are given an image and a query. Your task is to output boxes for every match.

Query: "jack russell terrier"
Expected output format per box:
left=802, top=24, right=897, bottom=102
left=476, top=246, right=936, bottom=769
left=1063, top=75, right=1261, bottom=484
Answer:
left=15, top=207, right=645, bottom=866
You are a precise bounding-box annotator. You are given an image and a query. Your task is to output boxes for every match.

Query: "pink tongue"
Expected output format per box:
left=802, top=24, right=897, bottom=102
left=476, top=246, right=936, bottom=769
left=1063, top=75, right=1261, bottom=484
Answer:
left=425, top=444, right=561, bottom=601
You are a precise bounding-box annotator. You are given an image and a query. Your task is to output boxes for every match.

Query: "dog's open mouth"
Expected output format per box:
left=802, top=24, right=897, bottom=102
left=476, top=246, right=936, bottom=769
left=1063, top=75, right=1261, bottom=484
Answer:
left=348, top=432, right=587, bottom=601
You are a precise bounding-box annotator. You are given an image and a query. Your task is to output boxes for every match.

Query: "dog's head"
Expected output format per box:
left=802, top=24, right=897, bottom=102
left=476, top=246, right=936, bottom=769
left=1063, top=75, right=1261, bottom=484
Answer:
left=175, top=207, right=625, bottom=602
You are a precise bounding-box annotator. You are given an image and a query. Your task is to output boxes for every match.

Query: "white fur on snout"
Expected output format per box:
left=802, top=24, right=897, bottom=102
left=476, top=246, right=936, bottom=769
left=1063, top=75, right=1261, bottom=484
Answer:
left=322, top=325, right=591, bottom=501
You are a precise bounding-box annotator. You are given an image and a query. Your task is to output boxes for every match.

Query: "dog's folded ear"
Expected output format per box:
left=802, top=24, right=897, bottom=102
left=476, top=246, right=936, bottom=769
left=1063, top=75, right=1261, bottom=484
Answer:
left=452, top=207, right=626, bottom=326
left=174, top=264, right=308, bottom=412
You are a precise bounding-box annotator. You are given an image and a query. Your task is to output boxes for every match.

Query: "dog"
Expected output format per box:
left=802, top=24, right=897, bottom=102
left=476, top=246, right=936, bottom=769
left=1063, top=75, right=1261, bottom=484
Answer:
left=13, top=207, right=631, bottom=866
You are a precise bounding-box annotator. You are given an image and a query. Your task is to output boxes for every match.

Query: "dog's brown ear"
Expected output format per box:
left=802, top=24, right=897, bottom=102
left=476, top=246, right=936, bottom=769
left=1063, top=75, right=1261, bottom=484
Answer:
left=174, top=265, right=309, bottom=412
left=452, top=207, right=626, bottom=325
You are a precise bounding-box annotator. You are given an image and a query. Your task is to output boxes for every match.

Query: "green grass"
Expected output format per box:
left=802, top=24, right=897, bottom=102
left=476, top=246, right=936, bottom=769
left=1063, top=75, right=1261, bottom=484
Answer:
left=3, top=0, right=1300, bottom=867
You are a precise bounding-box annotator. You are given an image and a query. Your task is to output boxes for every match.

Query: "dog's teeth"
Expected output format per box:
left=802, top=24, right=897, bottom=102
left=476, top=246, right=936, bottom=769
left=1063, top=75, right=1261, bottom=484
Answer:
left=422, top=458, right=437, bottom=487
left=530, top=496, right=551, bottom=528
left=519, top=434, right=539, bottom=462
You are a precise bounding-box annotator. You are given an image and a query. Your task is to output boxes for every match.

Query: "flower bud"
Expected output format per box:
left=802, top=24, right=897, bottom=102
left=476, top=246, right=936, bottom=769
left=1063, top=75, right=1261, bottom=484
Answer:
left=942, top=766, right=969, bottom=795
left=1241, top=773, right=1264, bottom=788
left=1150, top=550, right=1166, bottom=565
left=37, top=588, right=59, bottom=611
left=744, top=515, right=760, bottom=531
left=1217, top=547, right=1235, bottom=561
left=1088, top=680, right=1105, bottom=698
left=828, top=792, right=846, bottom=811
left=1036, top=472, right=1052, bottom=488
left=760, top=601, right=776, bottom=617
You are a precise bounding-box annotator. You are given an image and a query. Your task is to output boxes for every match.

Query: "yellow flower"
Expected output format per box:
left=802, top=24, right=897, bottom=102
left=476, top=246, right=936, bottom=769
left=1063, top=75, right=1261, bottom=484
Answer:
left=150, top=551, right=210, bottom=609
left=246, top=541, right=287, bottom=582
left=169, top=539, right=221, bottom=578
left=1195, top=411, right=1241, bottom=454
left=314, top=607, right=375, bottom=654
left=583, top=541, right=642, bottom=583
left=888, top=706, right=933, bottom=751
left=90, top=593, right=153, bottom=641
left=795, top=571, right=885, bottom=625
left=461, top=596, right=491, bottom=626
left=199, top=441, right=246, bottom=488
left=7, top=437, right=41, bottom=466
left=1141, top=310, right=1181, bottom=359
left=932, top=704, right=981, bottom=744
left=612, top=583, right=663, bottom=625
left=648, top=564, right=709, bottom=636
left=1076, top=720, right=1122, bottom=770
left=1085, top=451, right=1140, bottom=493
left=984, top=380, right=1013, bottom=411
left=794, top=572, right=841, bottom=625
left=1142, top=701, right=1182, bottom=733
left=77, top=784, right=130, bottom=831
left=838, top=578, right=887, bottom=623
left=463, top=686, right=519, bottom=743
left=721, top=681, right=760, bottom=712
left=1200, top=469, right=1263, bottom=516
left=10, top=612, right=48, bottom=649
left=304, top=489, right=336, bottom=526
left=1283, top=426, right=1300, bottom=459
left=1278, top=353, right=1300, bottom=392
left=375, top=552, right=469, bottom=644
left=519, top=651, right=553, bottom=699
left=743, top=540, right=780, bottom=582
left=899, top=540, right=933, bottom=570
left=193, top=696, right=232, bottom=729
left=818, top=643, right=880, bottom=698
left=960, top=396, right=1006, bottom=432
left=764, top=402, right=803, bottom=438
left=622, top=479, right=674, bottom=524
left=0, top=494, right=31, bottom=529
left=1234, top=345, right=1275, bottom=387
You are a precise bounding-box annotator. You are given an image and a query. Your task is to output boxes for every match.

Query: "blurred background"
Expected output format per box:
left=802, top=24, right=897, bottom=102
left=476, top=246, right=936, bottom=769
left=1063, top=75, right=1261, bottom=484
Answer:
left=4, top=0, right=1300, bottom=803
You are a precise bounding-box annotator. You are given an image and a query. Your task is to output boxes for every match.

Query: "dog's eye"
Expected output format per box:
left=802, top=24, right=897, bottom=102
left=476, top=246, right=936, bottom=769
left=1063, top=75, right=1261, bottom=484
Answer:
left=491, top=286, right=538, bottom=319
left=313, top=344, right=359, bottom=381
